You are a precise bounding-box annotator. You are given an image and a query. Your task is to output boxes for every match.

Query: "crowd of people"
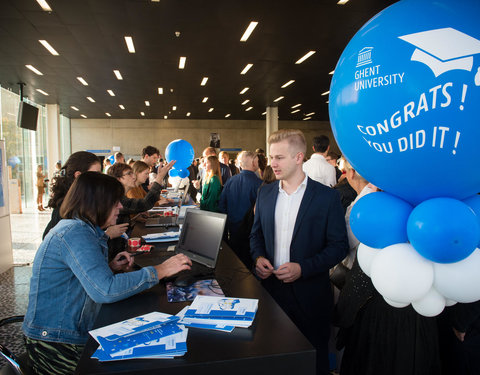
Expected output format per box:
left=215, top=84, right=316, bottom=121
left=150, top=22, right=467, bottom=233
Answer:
left=24, top=134, right=479, bottom=375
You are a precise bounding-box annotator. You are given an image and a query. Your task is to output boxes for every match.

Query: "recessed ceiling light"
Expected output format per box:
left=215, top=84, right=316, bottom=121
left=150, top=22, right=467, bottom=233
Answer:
left=306, top=112, right=315, bottom=116
left=240, top=21, right=258, bottom=42
left=281, top=80, right=295, bottom=88
left=337, top=0, right=349, bottom=4
left=262, top=111, right=266, bottom=115
left=242, top=99, right=250, bottom=105
left=106, top=112, right=111, bottom=117
left=186, top=112, right=191, bottom=117
left=76, top=77, right=88, bottom=86
left=303, top=117, right=312, bottom=121
left=321, top=91, right=330, bottom=96
left=170, top=88, right=174, bottom=93
left=81, top=114, right=87, bottom=119
left=246, top=106, right=253, bottom=111
left=291, top=109, right=300, bottom=114
left=158, top=87, right=164, bottom=94
left=124, top=36, right=135, bottom=53
left=273, top=96, right=284, bottom=102
left=145, top=101, right=150, bottom=106
left=113, top=70, right=123, bottom=80
left=201, top=77, right=208, bottom=86
left=39, top=40, right=59, bottom=55
left=208, top=108, right=214, bottom=112
left=202, top=97, right=208, bottom=103
left=36, top=89, right=49, bottom=96
left=240, top=63, right=253, bottom=75
left=225, top=114, right=231, bottom=118
left=86, top=97, right=95, bottom=102
left=25, top=65, right=43, bottom=75
left=71, top=106, right=79, bottom=111
left=107, top=90, right=115, bottom=96
left=329, top=70, right=335, bottom=75
left=140, top=112, right=145, bottom=116
left=164, top=115, right=168, bottom=119
left=326, top=100, right=330, bottom=104
left=119, top=104, right=125, bottom=109
left=240, top=87, right=249, bottom=94
left=36, top=0, right=52, bottom=11
left=172, top=106, right=177, bottom=111
left=291, top=103, right=301, bottom=109
left=295, top=51, right=316, bottom=64
left=151, top=0, right=160, bottom=2
left=179, top=56, right=186, bottom=69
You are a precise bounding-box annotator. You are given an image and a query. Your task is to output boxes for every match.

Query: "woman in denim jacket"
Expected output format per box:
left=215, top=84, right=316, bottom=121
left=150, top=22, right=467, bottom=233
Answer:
left=23, top=172, right=192, bottom=374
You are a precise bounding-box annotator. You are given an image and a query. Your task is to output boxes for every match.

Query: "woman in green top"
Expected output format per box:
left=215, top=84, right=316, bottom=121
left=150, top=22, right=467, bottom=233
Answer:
left=200, top=155, right=223, bottom=212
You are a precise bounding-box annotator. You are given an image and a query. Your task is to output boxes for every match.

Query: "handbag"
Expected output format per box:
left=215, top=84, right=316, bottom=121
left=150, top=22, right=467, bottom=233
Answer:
left=329, top=262, right=350, bottom=290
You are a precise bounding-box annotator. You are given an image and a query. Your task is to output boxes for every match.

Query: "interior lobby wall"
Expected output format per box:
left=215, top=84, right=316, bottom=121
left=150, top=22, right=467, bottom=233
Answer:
left=70, top=119, right=339, bottom=158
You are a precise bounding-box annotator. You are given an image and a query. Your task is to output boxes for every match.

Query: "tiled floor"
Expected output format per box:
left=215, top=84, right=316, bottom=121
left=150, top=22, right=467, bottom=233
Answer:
left=0, top=206, right=51, bottom=370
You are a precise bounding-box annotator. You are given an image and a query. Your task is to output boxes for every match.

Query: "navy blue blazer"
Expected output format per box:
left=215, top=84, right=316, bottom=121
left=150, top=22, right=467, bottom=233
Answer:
left=250, top=177, right=348, bottom=315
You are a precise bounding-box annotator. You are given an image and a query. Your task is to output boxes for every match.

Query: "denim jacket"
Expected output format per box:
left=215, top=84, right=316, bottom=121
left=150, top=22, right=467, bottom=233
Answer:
left=23, top=218, right=159, bottom=344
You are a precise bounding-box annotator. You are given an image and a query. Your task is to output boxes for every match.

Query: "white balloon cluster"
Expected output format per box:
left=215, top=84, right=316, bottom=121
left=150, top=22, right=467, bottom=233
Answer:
left=357, top=243, right=480, bottom=317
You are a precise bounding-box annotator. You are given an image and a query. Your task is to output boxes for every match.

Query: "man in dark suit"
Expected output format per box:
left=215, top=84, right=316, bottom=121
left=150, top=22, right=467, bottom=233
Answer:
left=250, top=129, right=348, bottom=375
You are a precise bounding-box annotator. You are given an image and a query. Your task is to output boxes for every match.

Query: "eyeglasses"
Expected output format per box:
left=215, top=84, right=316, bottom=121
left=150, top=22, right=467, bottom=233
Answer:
left=122, top=171, right=134, bottom=177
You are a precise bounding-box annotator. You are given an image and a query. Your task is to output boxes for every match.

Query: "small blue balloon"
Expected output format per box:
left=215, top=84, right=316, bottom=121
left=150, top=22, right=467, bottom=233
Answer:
left=8, top=156, right=21, bottom=167
left=169, top=169, right=179, bottom=177
left=407, top=198, right=480, bottom=263
left=176, top=169, right=190, bottom=178
left=463, top=195, right=480, bottom=247
left=165, top=139, right=195, bottom=171
left=350, top=192, right=413, bottom=249
left=108, top=155, right=114, bottom=164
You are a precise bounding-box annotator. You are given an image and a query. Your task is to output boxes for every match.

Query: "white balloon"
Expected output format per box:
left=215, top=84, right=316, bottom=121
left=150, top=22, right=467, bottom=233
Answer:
left=357, top=243, right=381, bottom=277
left=445, top=299, right=457, bottom=307
left=371, top=243, right=434, bottom=304
left=383, top=296, right=409, bottom=308
left=433, top=249, right=480, bottom=303
left=412, top=287, right=446, bottom=317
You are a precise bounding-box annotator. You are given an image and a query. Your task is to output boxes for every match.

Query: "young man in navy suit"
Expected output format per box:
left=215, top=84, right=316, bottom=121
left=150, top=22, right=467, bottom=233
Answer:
left=250, top=129, right=348, bottom=375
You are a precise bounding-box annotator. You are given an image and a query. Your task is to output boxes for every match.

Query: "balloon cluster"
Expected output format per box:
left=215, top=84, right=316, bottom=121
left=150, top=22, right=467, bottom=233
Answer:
left=329, top=0, right=480, bottom=316
left=165, top=139, right=195, bottom=178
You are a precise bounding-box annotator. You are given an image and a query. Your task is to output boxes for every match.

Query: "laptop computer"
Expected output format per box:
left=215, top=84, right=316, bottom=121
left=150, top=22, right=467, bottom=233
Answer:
left=145, top=195, right=184, bottom=227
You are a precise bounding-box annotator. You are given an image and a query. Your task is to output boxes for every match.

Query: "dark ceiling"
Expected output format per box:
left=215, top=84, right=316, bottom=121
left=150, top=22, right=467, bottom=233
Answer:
left=0, top=0, right=397, bottom=121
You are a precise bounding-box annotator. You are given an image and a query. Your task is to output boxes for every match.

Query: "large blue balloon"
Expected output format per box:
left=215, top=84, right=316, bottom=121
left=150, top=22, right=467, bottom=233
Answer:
left=462, top=195, right=480, bottom=247
left=329, top=0, right=480, bottom=205
left=407, top=198, right=480, bottom=263
left=165, top=139, right=195, bottom=171
left=350, top=192, right=413, bottom=249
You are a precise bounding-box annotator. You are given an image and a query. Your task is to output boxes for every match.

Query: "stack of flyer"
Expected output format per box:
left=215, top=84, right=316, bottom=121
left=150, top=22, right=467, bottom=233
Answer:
left=179, top=295, right=258, bottom=332
left=142, top=231, right=180, bottom=243
left=89, top=312, right=188, bottom=361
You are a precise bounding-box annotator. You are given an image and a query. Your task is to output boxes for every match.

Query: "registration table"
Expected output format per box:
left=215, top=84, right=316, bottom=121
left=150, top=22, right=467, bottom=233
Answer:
left=75, top=222, right=315, bottom=374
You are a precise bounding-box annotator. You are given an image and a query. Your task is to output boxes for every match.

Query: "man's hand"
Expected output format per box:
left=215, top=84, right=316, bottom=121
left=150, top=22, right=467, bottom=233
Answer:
left=155, top=160, right=176, bottom=184
left=255, top=257, right=274, bottom=279
left=192, top=179, right=201, bottom=190
left=105, top=223, right=129, bottom=239
left=154, top=254, right=192, bottom=280
left=453, top=327, right=466, bottom=342
left=273, top=262, right=302, bottom=283
left=109, top=251, right=134, bottom=273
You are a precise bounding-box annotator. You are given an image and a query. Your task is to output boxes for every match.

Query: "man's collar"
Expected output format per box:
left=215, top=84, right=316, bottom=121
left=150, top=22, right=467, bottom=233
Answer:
left=278, top=173, right=308, bottom=194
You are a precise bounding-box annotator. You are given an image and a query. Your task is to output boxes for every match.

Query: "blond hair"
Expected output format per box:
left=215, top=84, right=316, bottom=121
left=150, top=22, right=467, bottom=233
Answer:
left=205, top=155, right=223, bottom=186
left=268, top=129, right=306, bottom=155
left=343, top=158, right=368, bottom=184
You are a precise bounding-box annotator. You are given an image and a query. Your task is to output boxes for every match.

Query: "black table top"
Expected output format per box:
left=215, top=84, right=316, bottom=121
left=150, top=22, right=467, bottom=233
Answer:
left=75, top=222, right=315, bottom=375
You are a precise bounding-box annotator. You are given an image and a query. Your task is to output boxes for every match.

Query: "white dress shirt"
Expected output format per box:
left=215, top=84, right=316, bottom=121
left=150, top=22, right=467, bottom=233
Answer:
left=302, top=154, right=336, bottom=187
left=273, top=174, right=308, bottom=269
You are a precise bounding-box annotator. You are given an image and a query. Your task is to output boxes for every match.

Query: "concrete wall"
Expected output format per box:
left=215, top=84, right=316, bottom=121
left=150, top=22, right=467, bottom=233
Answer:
left=70, top=118, right=339, bottom=159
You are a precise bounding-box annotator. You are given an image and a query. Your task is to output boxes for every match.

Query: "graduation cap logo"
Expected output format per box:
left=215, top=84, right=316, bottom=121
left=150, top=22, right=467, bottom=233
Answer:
left=399, top=27, right=480, bottom=78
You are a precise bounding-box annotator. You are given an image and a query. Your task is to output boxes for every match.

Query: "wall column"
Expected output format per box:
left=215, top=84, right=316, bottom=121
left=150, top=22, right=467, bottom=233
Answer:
left=265, top=106, right=278, bottom=157
left=46, top=104, right=61, bottom=178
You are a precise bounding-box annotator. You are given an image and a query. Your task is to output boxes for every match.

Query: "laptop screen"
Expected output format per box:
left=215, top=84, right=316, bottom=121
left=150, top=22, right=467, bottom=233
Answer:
left=177, top=210, right=227, bottom=267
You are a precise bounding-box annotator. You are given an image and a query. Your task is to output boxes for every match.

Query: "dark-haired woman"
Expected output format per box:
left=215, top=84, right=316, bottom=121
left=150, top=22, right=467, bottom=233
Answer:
left=43, top=151, right=101, bottom=238
left=23, top=172, right=191, bottom=375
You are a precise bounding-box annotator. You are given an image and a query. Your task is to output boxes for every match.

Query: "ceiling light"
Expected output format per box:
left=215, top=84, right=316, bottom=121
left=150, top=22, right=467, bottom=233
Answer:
left=119, top=104, right=125, bottom=109
left=164, top=115, right=168, bottom=119
left=124, top=36, right=135, bottom=53
left=172, top=106, right=177, bottom=111
left=208, top=108, right=214, bottom=112
left=145, top=101, right=150, bottom=106
left=329, top=70, right=335, bottom=75
left=158, top=87, right=164, bottom=94
left=321, top=91, right=330, bottom=96
left=201, top=77, right=208, bottom=86
left=291, top=103, right=301, bottom=109
left=25, top=65, right=43, bottom=75
left=36, top=0, right=52, bottom=11
left=225, top=114, right=231, bottom=118
left=76, top=77, right=88, bottom=86
left=106, top=112, right=111, bottom=117
left=240, top=63, right=253, bottom=75
left=291, top=109, right=300, bottom=114
left=326, top=100, right=330, bottom=104
left=170, top=88, right=174, bottom=93
left=39, top=40, right=59, bottom=55
left=202, top=97, right=208, bottom=103
left=262, top=111, right=266, bottom=115
left=246, top=106, right=253, bottom=111
left=281, top=80, right=295, bottom=88
left=240, top=21, right=258, bottom=42
left=107, top=90, right=115, bottom=96
left=240, top=87, right=249, bottom=94
left=186, top=112, right=191, bottom=117
left=113, top=70, right=123, bottom=80
left=274, top=96, right=284, bottom=102
left=179, top=56, right=186, bottom=69
left=303, top=117, right=312, bottom=121
left=242, top=99, right=250, bottom=105
left=295, top=51, right=316, bottom=64
left=151, top=0, right=160, bottom=2
left=36, top=89, right=48, bottom=96
left=337, top=0, right=349, bottom=4
left=86, top=97, right=95, bottom=102
left=306, top=112, right=315, bottom=116
left=71, top=106, right=79, bottom=111
left=81, top=114, right=87, bottom=119
left=140, top=112, right=145, bottom=116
